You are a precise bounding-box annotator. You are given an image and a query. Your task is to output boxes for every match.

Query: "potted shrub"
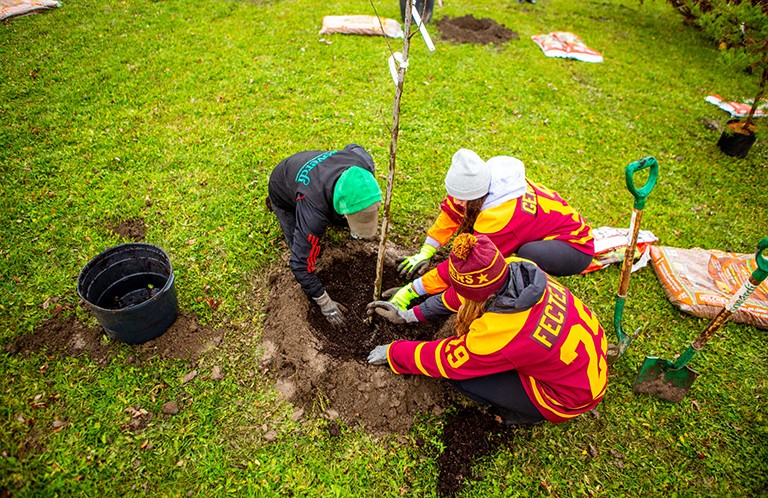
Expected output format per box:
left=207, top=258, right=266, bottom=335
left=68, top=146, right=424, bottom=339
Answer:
left=691, top=0, right=768, bottom=158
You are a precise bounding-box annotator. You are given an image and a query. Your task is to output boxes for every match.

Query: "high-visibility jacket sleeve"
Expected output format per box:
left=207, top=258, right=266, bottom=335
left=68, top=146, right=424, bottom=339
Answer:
left=425, top=197, right=464, bottom=247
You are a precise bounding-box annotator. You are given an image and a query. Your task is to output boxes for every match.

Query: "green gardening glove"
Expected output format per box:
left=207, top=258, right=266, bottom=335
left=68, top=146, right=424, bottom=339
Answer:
left=384, top=285, right=420, bottom=311
left=396, top=243, right=437, bottom=280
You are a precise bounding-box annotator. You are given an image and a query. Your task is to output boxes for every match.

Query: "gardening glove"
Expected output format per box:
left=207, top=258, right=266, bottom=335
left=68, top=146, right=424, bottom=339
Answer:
left=396, top=243, right=437, bottom=280
left=366, top=301, right=418, bottom=324
left=383, top=285, right=419, bottom=311
left=313, top=291, right=347, bottom=328
left=367, top=344, right=390, bottom=366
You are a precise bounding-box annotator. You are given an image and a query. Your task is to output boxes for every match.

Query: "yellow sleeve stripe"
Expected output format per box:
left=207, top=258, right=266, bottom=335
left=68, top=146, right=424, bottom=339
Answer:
left=414, top=342, right=430, bottom=376
left=435, top=338, right=449, bottom=378
left=386, top=344, right=400, bottom=374
left=442, top=292, right=461, bottom=312
left=529, top=378, right=580, bottom=420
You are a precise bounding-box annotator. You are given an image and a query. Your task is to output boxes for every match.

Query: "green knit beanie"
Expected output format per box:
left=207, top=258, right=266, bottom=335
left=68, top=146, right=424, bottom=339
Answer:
left=333, top=167, right=382, bottom=215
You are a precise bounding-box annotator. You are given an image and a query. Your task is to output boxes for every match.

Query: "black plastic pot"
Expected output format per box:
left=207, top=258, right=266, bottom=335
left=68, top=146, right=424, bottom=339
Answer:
left=77, top=243, right=178, bottom=344
left=717, top=119, right=757, bottom=159
left=400, top=0, right=434, bottom=23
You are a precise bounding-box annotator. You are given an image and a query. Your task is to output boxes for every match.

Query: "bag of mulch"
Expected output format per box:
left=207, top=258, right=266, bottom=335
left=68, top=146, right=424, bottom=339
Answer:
left=650, top=245, right=768, bottom=329
left=581, top=226, right=659, bottom=274
left=319, top=15, right=404, bottom=39
left=1, top=0, right=60, bottom=20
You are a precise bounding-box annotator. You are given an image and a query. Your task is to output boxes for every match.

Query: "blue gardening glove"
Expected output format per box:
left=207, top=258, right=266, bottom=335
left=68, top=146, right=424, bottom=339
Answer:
left=313, top=291, right=347, bottom=328
left=366, top=301, right=418, bottom=324
left=383, top=285, right=420, bottom=311
left=396, top=243, right=437, bottom=280
left=367, top=344, right=390, bottom=365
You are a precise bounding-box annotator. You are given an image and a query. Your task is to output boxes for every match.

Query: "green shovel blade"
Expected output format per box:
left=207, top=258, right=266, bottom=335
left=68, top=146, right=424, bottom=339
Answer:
left=633, top=356, right=699, bottom=403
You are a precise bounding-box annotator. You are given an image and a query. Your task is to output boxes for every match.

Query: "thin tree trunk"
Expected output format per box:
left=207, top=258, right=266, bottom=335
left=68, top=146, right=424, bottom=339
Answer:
left=373, top=3, right=414, bottom=301
left=745, top=65, right=768, bottom=129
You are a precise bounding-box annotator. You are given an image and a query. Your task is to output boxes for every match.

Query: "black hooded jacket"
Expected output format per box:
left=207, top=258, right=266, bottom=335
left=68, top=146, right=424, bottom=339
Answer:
left=267, top=144, right=375, bottom=298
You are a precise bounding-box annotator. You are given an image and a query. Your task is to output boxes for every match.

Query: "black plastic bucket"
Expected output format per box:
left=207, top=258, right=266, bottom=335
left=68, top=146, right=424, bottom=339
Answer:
left=77, top=243, right=178, bottom=344
left=717, top=129, right=757, bottom=158
left=400, top=0, right=434, bottom=23
left=717, top=119, right=757, bottom=158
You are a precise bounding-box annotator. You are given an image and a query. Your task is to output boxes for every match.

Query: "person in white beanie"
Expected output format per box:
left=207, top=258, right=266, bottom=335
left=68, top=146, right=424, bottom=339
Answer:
left=372, top=148, right=595, bottom=324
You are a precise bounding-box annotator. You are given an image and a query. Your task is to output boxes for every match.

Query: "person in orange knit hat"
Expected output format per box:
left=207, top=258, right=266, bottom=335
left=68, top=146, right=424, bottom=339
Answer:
left=372, top=148, right=594, bottom=324
left=367, top=233, right=608, bottom=425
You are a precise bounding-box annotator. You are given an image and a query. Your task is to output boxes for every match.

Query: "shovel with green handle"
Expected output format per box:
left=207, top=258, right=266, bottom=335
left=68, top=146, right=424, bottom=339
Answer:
left=633, top=238, right=768, bottom=403
left=606, top=156, right=659, bottom=364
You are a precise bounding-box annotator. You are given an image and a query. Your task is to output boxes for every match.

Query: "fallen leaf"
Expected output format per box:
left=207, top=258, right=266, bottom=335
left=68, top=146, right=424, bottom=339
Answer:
left=182, top=370, right=198, bottom=384
left=691, top=400, right=700, bottom=412
left=211, top=365, right=224, bottom=381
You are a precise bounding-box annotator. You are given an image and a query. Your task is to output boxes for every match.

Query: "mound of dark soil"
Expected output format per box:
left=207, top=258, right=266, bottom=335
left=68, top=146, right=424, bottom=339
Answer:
left=261, top=239, right=460, bottom=435
left=436, top=407, right=519, bottom=496
left=306, top=246, right=446, bottom=362
left=108, top=217, right=146, bottom=241
left=4, top=312, right=223, bottom=366
left=437, top=15, right=519, bottom=45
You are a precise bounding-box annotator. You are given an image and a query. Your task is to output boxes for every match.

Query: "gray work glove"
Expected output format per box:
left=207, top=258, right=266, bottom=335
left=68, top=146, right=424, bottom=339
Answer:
left=396, top=243, right=437, bottom=280
left=313, top=291, right=347, bottom=328
left=367, top=344, right=390, bottom=365
left=366, top=301, right=418, bottom=324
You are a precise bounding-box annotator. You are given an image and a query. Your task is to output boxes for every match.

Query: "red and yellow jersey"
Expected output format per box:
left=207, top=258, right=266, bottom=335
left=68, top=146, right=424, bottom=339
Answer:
left=387, top=273, right=608, bottom=423
left=421, top=180, right=594, bottom=297
left=426, top=180, right=593, bottom=257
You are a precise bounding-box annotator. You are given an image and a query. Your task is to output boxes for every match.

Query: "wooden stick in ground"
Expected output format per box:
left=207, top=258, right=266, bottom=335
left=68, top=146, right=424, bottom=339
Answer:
left=373, top=2, right=415, bottom=301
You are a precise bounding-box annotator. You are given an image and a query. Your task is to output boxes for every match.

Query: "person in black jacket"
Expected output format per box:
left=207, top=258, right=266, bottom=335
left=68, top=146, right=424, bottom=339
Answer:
left=267, top=144, right=382, bottom=327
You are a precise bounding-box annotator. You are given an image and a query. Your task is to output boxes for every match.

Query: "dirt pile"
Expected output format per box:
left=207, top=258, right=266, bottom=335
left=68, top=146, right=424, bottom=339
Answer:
left=4, top=312, right=224, bottom=366
left=437, top=14, right=519, bottom=45
left=261, top=239, right=460, bottom=435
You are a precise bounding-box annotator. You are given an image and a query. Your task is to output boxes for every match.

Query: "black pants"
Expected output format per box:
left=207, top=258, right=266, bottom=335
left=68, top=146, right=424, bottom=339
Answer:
left=449, top=370, right=546, bottom=425
left=267, top=196, right=297, bottom=247
left=517, top=239, right=592, bottom=277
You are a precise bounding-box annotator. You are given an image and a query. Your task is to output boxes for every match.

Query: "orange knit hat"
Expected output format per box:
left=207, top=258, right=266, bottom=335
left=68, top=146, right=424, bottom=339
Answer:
left=448, top=234, right=509, bottom=301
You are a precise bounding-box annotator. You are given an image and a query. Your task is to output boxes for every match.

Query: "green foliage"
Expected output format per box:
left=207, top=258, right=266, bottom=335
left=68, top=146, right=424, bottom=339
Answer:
left=1, top=0, right=767, bottom=496
left=685, top=0, right=768, bottom=122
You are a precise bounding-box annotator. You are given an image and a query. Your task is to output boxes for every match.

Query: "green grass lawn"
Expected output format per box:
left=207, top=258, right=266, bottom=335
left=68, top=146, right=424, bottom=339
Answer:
left=1, top=0, right=767, bottom=495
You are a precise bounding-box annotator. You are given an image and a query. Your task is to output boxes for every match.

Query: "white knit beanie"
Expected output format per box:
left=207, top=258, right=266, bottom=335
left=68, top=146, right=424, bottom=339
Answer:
left=444, top=149, right=491, bottom=200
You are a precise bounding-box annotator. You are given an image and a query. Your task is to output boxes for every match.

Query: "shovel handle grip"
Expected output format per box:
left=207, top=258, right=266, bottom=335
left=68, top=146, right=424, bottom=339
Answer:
left=625, top=157, right=659, bottom=210
left=692, top=238, right=768, bottom=350
left=754, top=238, right=768, bottom=282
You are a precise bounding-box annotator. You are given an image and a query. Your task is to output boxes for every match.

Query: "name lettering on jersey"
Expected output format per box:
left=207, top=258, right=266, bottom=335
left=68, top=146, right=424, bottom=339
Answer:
left=530, top=279, right=569, bottom=350
left=521, top=186, right=537, bottom=215
left=295, top=150, right=339, bottom=185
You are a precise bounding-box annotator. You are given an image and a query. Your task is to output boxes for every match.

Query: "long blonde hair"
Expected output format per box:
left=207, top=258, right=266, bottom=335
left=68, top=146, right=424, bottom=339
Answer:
left=454, top=299, right=487, bottom=337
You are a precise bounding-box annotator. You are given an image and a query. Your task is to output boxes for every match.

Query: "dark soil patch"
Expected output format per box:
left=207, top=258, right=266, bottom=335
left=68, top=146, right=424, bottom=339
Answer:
left=307, top=247, right=447, bottom=362
left=261, top=239, right=460, bottom=435
left=262, top=239, right=525, bottom=495
left=436, top=407, right=519, bottom=497
left=437, top=15, right=519, bottom=45
left=109, top=217, right=146, bottom=241
left=3, top=312, right=224, bottom=367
